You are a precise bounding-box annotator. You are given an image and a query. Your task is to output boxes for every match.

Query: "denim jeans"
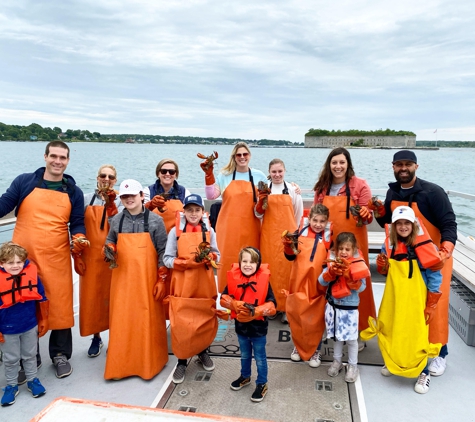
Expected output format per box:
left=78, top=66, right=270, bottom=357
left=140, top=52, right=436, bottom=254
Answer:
left=237, top=334, right=268, bottom=385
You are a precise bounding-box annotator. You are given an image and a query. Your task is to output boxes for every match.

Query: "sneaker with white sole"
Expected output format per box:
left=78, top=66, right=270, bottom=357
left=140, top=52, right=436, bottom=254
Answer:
left=358, top=339, right=366, bottom=352
left=172, top=364, right=186, bottom=384
left=308, top=350, right=322, bottom=368
left=381, top=365, right=392, bottom=377
left=290, top=346, right=301, bottom=362
left=251, top=383, right=268, bottom=402
left=345, top=364, right=359, bottom=383
left=230, top=375, right=251, bottom=390
left=327, top=360, right=343, bottom=377
left=1, top=385, right=19, bottom=407
left=53, top=355, right=72, bottom=379
left=414, top=372, right=430, bottom=394
left=428, top=356, right=446, bottom=376
left=198, top=352, right=215, bottom=371
left=88, top=337, right=103, bottom=358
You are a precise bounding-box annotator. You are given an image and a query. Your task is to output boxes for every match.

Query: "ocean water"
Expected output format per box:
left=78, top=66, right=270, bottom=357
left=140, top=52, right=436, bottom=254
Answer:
left=1, top=142, right=474, bottom=235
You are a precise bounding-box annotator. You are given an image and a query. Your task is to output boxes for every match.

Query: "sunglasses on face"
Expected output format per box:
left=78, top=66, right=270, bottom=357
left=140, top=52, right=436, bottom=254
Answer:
left=160, top=169, right=177, bottom=175
left=99, top=174, right=116, bottom=180
left=235, top=152, right=249, bottom=158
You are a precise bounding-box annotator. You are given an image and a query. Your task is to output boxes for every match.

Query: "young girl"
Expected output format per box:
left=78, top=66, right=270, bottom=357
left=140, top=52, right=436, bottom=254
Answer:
left=318, top=232, right=369, bottom=383
left=220, top=247, right=276, bottom=403
left=363, top=205, right=442, bottom=394
left=282, top=204, right=331, bottom=368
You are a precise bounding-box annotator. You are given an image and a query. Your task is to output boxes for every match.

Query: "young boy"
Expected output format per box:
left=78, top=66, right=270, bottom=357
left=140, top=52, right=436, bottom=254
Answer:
left=220, top=247, right=276, bottom=403
left=103, top=179, right=169, bottom=380
left=0, top=242, right=49, bottom=406
left=163, top=194, right=221, bottom=384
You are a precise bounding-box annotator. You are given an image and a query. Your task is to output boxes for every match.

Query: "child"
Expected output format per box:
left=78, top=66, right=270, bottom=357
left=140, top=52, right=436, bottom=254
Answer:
left=282, top=204, right=331, bottom=368
left=163, top=194, right=221, bottom=384
left=371, top=205, right=442, bottom=394
left=220, top=247, right=276, bottom=403
left=0, top=242, right=49, bottom=406
left=103, top=179, right=169, bottom=380
left=318, top=232, right=369, bottom=383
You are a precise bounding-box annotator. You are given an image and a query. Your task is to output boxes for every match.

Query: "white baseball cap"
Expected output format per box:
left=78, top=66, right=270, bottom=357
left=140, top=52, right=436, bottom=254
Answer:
left=119, top=179, right=143, bottom=196
left=392, top=206, right=415, bottom=223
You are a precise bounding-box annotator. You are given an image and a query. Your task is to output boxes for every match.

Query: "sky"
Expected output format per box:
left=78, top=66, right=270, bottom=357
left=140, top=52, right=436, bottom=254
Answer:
left=1, top=0, right=475, bottom=142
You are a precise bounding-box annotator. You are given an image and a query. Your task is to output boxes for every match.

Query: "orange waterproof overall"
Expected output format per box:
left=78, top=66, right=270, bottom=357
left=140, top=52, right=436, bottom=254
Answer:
left=104, top=221, right=168, bottom=380
left=390, top=201, right=452, bottom=345
left=260, top=193, right=297, bottom=311
left=216, top=177, right=260, bottom=292
left=165, top=218, right=218, bottom=359
left=13, top=187, right=74, bottom=329
left=79, top=199, right=112, bottom=336
left=322, top=195, right=376, bottom=331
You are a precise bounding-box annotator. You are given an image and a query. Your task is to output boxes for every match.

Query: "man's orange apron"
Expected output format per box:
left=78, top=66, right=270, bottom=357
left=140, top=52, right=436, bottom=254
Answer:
left=322, top=195, right=376, bottom=330
left=104, top=229, right=168, bottom=380
left=13, top=187, right=74, bottom=329
left=284, top=229, right=328, bottom=361
left=390, top=201, right=452, bottom=345
left=260, top=193, right=296, bottom=311
left=79, top=201, right=112, bottom=336
left=216, top=178, right=260, bottom=292
left=165, top=225, right=218, bottom=359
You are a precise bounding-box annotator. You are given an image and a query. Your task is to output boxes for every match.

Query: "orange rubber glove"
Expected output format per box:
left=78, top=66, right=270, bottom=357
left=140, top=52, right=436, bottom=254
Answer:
left=145, top=195, right=167, bottom=212
left=0, top=332, right=4, bottom=343
left=104, top=190, right=118, bottom=217
left=220, top=294, right=245, bottom=313
left=173, top=258, right=204, bottom=271
left=358, top=205, right=373, bottom=223
left=255, top=190, right=269, bottom=215
left=215, top=309, right=230, bottom=320
left=72, top=253, right=86, bottom=276
left=367, top=198, right=386, bottom=218
left=101, top=243, right=117, bottom=262
left=236, top=302, right=276, bottom=322
left=153, top=266, right=169, bottom=301
left=70, top=234, right=90, bottom=254
left=424, top=291, right=442, bottom=324
left=282, top=236, right=295, bottom=256
left=322, top=262, right=343, bottom=282
left=429, top=241, right=454, bottom=271
left=201, top=161, right=216, bottom=186
left=376, top=253, right=389, bottom=275
left=36, top=300, right=50, bottom=338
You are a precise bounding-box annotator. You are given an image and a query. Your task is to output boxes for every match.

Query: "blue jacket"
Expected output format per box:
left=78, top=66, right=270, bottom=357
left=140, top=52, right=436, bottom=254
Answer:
left=318, top=268, right=366, bottom=307
left=148, top=180, right=187, bottom=203
left=0, top=167, right=86, bottom=235
left=0, top=260, right=47, bottom=335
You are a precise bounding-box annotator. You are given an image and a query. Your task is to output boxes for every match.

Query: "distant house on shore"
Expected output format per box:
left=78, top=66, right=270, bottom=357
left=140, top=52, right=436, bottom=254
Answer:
left=125, top=138, right=135, bottom=143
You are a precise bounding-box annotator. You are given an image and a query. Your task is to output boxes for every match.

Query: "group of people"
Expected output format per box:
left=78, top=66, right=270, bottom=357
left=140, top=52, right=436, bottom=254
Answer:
left=0, top=140, right=456, bottom=407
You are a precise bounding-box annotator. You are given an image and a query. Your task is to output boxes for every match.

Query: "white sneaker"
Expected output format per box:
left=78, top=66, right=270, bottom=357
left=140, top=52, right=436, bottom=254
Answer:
left=358, top=339, right=366, bottom=352
left=381, top=365, right=392, bottom=377
left=414, top=372, right=430, bottom=394
left=327, top=360, right=343, bottom=377
left=345, top=364, right=359, bottom=383
left=308, top=350, right=322, bottom=368
left=429, top=356, right=447, bottom=376
left=290, top=347, right=301, bottom=362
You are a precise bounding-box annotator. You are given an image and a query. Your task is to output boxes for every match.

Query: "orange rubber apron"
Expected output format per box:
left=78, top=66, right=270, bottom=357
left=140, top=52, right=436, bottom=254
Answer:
left=104, top=229, right=168, bottom=380
left=260, top=193, right=296, bottom=311
left=390, top=200, right=452, bottom=345
left=165, top=229, right=218, bottom=359
left=216, top=178, right=260, bottom=292
left=284, top=232, right=327, bottom=361
left=322, top=194, right=376, bottom=331
left=13, top=187, right=73, bottom=329
left=79, top=202, right=112, bottom=336
left=153, top=199, right=184, bottom=233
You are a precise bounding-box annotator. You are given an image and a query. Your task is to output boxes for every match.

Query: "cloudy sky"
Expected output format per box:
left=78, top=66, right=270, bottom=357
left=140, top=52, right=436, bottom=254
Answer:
left=1, top=0, right=475, bottom=142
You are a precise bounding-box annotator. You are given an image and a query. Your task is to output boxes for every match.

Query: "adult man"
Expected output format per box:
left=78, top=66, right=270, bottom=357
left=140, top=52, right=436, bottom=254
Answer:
left=375, top=150, right=457, bottom=389
left=0, top=141, right=87, bottom=379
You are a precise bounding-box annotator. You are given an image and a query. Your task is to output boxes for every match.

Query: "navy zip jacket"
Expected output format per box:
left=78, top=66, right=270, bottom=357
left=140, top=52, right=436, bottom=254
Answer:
left=376, top=177, right=457, bottom=245
left=0, top=167, right=85, bottom=236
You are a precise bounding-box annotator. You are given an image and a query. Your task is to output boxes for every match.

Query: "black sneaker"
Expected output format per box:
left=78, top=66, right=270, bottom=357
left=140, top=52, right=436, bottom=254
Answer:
left=230, top=375, right=251, bottom=391
left=172, top=364, right=187, bottom=384
left=87, top=337, right=103, bottom=358
left=251, top=383, right=268, bottom=402
left=53, top=355, right=72, bottom=379
left=198, top=352, right=215, bottom=371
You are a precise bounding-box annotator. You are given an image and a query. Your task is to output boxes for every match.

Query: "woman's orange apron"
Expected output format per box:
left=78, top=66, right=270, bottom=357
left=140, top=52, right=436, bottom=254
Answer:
left=285, top=231, right=327, bottom=361
left=79, top=202, right=112, bottom=336
left=260, top=193, right=296, bottom=311
left=322, top=195, right=376, bottom=330
left=390, top=200, right=452, bottom=345
left=165, top=227, right=218, bottom=359
left=13, top=187, right=73, bottom=329
left=216, top=179, right=260, bottom=292
left=104, top=230, right=168, bottom=380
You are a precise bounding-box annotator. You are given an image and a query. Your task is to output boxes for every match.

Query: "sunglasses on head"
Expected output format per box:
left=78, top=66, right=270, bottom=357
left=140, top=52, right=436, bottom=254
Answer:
left=235, top=152, right=249, bottom=158
left=99, top=174, right=116, bottom=180
left=160, top=169, right=177, bottom=175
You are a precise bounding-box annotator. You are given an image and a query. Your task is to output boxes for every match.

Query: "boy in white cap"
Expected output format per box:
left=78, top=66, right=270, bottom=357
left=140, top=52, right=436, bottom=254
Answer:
left=102, top=179, right=169, bottom=380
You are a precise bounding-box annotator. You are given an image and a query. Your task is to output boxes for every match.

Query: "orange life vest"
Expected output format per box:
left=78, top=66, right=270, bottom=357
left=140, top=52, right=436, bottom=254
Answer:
left=227, top=263, right=271, bottom=321
left=0, top=262, right=42, bottom=309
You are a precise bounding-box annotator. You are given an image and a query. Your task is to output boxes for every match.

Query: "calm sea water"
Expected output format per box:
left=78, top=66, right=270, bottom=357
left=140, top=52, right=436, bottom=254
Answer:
left=1, top=142, right=474, bottom=235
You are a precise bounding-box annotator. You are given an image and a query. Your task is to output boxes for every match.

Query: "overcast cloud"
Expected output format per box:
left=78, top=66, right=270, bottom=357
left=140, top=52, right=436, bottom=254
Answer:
left=1, top=0, right=475, bottom=142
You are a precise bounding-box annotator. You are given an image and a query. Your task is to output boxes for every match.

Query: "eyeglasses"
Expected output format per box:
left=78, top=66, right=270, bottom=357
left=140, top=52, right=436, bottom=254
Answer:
left=159, top=169, right=177, bottom=175
left=235, top=152, right=249, bottom=158
left=99, top=174, right=116, bottom=180
left=120, top=194, right=137, bottom=199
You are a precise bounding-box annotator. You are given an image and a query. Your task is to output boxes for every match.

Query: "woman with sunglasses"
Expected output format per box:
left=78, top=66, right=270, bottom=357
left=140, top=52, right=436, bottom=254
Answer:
left=201, top=142, right=267, bottom=291
left=79, top=164, right=122, bottom=358
left=144, top=159, right=191, bottom=233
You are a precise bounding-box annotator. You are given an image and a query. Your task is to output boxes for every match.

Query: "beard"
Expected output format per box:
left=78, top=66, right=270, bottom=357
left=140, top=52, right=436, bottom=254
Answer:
left=394, top=169, right=416, bottom=184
